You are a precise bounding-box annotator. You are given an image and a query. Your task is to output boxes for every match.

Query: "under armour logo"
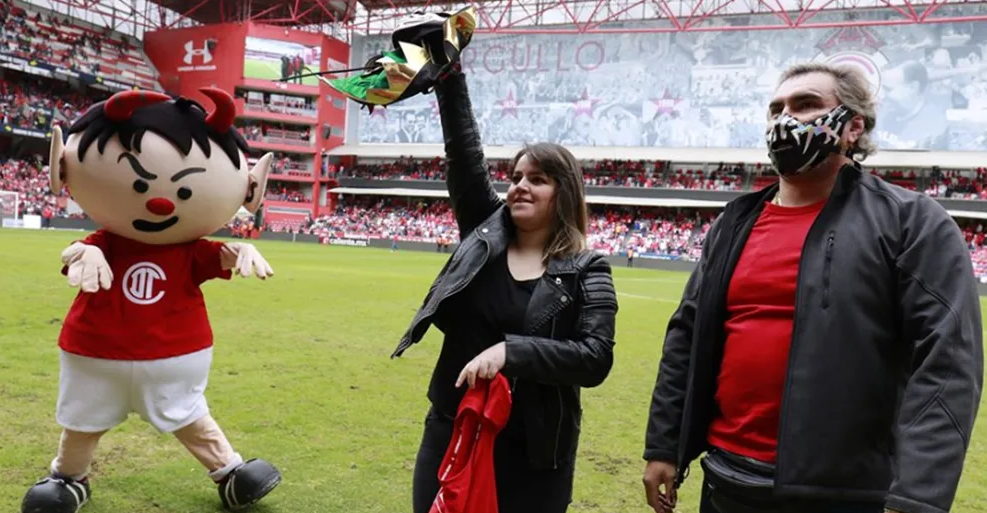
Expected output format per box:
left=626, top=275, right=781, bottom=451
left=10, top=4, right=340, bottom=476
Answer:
left=183, top=40, right=213, bottom=65
left=122, top=262, right=167, bottom=305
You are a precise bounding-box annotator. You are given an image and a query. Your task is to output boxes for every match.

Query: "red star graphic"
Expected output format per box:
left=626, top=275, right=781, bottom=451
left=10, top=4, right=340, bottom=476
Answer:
left=497, top=90, right=519, bottom=118
left=651, top=89, right=683, bottom=116
left=572, top=89, right=600, bottom=118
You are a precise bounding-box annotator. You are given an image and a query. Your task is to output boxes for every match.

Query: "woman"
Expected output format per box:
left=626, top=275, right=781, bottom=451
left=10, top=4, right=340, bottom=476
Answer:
left=390, top=67, right=619, bottom=513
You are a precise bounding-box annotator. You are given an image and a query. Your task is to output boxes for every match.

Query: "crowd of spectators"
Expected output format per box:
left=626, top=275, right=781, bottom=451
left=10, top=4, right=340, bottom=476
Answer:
left=239, top=121, right=312, bottom=147
left=7, top=150, right=987, bottom=215
left=0, top=78, right=52, bottom=132
left=6, top=149, right=987, bottom=281
left=337, top=158, right=766, bottom=192
left=254, top=199, right=987, bottom=283
left=864, top=167, right=987, bottom=200
left=0, top=156, right=69, bottom=220
left=0, top=0, right=156, bottom=89
left=336, top=158, right=987, bottom=198
left=337, top=158, right=751, bottom=190
left=4, top=0, right=987, bottom=284
left=3, top=2, right=105, bottom=75
left=270, top=198, right=730, bottom=264
left=923, top=167, right=987, bottom=200
left=304, top=197, right=459, bottom=244
left=335, top=156, right=446, bottom=181
left=271, top=153, right=314, bottom=177
left=0, top=71, right=103, bottom=132
left=265, top=183, right=310, bottom=203
left=239, top=90, right=318, bottom=118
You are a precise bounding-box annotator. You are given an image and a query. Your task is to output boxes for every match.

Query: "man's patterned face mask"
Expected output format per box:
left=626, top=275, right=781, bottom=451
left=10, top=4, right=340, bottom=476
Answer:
left=765, top=104, right=855, bottom=176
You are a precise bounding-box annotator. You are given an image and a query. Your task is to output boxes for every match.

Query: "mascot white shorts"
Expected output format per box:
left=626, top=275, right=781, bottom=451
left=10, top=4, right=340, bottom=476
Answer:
left=56, top=347, right=213, bottom=433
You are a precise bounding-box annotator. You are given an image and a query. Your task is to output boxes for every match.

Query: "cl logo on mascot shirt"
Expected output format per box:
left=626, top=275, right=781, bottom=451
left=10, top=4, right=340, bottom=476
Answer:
left=123, top=262, right=167, bottom=305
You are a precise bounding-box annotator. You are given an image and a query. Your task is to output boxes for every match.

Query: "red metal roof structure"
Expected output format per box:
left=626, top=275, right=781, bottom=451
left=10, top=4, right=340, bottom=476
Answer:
left=28, top=0, right=987, bottom=41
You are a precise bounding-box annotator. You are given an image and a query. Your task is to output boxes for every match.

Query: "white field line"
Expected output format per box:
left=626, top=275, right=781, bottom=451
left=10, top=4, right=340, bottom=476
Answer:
left=616, top=276, right=689, bottom=284
left=617, top=292, right=682, bottom=304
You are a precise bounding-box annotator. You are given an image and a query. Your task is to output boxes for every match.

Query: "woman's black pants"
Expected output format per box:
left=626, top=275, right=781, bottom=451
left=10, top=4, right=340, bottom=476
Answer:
left=411, top=407, right=575, bottom=513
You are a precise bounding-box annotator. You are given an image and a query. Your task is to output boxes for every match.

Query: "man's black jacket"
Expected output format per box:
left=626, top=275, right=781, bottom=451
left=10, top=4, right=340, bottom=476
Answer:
left=644, top=164, right=983, bottom=513
left=391, top=72, right=619, bottom=471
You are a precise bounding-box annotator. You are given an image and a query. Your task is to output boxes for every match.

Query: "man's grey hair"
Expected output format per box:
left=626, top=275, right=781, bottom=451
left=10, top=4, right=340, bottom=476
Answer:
left=778, top=62, right=878, bottom=161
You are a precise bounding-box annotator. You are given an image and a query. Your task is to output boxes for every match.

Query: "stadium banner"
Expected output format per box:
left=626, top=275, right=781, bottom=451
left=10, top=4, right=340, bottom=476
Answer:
left=143, top=24, right=248, bottom=100
left=43, top=64, right=135, bottom=91
left=2, top=124, right=50, bottom=139
left=0, top=54, right=54, bottom=77
left=3, top=106, right=54, bottom=139
left=244, top=37, right=322, bottom=87
left=322, top=233, right=370, bottom=247
left=637, top=253, right=687, bottom=261
left=354, top=6, right=987, bottom=151
left=89, top=75, right=135, bottom=91
left=0, top=53, right=134, bottom=91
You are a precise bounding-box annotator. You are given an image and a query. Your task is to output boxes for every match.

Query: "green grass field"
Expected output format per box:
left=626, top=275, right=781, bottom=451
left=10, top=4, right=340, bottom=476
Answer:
left=243, top=59, right=319, bottom=87
left=1, top=229, right=985, bottom=513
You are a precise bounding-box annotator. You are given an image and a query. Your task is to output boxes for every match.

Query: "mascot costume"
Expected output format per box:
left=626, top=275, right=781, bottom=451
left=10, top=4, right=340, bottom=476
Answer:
left=21, top=87, right=282, bottom=513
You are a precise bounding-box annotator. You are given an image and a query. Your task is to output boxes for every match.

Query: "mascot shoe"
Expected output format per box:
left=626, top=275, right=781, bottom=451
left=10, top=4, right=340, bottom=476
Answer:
left=21, top=475, right=91, bottom=513
left=218, top=458, right=282, bottom=511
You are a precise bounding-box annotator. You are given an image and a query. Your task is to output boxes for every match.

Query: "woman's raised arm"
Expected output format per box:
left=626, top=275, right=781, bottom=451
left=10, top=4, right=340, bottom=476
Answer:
left=434, top=70, right=504, bottom=237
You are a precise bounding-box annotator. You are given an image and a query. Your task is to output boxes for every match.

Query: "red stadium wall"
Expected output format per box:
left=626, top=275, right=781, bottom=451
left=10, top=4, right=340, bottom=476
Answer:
left=319, top=33, right=350, bottom=212
left=143, top=23, right=248, bottom=103
left=319, top=35, right=350, bottom=151
left=142, top=23, right=350, bottom=218
left=241, top=23, right=350, bottom=215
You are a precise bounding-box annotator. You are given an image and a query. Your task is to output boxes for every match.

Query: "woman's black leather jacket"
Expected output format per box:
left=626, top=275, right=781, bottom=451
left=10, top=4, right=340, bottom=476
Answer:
left=391, top=71, right=619, bottom=470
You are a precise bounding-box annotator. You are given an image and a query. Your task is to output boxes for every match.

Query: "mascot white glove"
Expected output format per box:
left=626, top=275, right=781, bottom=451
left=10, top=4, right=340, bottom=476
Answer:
left=61, top=242, right=113, bottom=293
left=221, top=242, right=274, bottom=279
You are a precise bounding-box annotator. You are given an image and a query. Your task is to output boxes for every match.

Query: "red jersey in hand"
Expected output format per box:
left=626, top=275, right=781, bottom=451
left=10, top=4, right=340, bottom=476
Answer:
left=429, top=374, right=512, bottom=513
left=58, top=229, right=232, bottom=361
left=706, top=199, right=824, bottom=463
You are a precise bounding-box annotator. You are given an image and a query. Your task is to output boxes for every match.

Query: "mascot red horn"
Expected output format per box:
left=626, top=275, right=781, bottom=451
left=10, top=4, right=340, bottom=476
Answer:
left=21, top=87, right=281, bottom=513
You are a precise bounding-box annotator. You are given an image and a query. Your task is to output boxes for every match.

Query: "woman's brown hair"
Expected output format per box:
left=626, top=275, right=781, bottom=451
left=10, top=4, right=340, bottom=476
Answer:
left=509, top=142, right=588, bottom=261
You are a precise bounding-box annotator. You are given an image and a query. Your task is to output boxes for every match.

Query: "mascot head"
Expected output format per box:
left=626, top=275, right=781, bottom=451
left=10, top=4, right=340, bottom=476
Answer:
left=50, top=87, right=273, bottom=245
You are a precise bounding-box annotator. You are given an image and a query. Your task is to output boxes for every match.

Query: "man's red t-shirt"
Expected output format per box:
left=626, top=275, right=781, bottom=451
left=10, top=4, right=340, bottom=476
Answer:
left=430, top=374, right=512, bottom=513
left=58, top=229, right=232, bottom=361
left=706, top=199, right=825, bottom=463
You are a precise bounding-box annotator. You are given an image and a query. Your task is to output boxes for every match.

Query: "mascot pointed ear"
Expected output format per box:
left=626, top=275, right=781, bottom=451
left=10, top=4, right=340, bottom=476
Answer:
left=49, top=125, right=65, bottom=192
left=243, top=152, right=273, bottom=214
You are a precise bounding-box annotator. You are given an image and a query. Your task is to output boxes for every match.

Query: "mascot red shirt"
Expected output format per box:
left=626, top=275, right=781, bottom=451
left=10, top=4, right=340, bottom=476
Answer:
left=20, top=89, right=282, bottom=513
left=58, top=230, right=233, bottom=360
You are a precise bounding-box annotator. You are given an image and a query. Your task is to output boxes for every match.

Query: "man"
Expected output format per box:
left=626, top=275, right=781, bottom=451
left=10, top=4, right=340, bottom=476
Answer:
left=280, top=55, right=291, bottom=81
left=642, top=62, right=983, bottom=513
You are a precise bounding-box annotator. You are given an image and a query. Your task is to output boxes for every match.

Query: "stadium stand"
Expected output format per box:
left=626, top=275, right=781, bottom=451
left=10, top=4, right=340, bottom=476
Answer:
left=7, top=144, right=987, bottom=275
left=1, top=70, right=105, bottom=131
left=332, top=157, right=987, bottom=197
left=3, top=2, right=987, bottom=285
left=239, top=119, right=314, bottom=148
left=261, top=195, right=715, bottom=262
left=7, top=151, right=987, bottom=284
left=0, top=0, right=160, bottom=90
